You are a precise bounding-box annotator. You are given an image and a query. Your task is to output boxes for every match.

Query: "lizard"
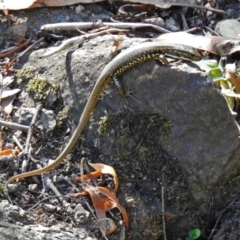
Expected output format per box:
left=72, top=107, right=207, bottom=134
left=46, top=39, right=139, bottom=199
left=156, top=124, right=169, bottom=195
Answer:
left=6, top=41, right=202, bottom=185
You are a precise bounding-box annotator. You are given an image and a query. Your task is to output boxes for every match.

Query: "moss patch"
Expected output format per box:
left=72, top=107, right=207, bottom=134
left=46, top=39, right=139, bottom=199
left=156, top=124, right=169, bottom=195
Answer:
left=16, top=67, right=59, bottom=104
left=56, top=107, right=69, bottom=126
left=26, top=77, right=58, bottom=103
left=0, top=182, right=6, bottom=200
left=16, top=66, right=36, bottom=84
left=98, top=112, right=172, bottom=158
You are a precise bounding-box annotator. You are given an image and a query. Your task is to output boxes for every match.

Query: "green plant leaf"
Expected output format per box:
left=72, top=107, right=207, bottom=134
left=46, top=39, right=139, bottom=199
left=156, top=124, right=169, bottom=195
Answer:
left=208, top=68, right=223, bottom=80
left=194, top=59, right=219, bottom=72
left=185, top=237, right=193, bottom=240
left=189, top=228, right=201, bottom=239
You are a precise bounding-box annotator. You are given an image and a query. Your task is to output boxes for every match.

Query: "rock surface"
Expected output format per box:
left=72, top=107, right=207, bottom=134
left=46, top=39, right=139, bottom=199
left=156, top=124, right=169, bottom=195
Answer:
left=0, top=200, right=97, bottom=240
left=13, top=35, right=239, bottom=239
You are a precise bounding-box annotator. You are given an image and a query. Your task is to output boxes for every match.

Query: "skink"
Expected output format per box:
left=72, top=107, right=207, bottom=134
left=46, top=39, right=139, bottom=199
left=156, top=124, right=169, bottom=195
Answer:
left=7, top=42, right=202, bottom=184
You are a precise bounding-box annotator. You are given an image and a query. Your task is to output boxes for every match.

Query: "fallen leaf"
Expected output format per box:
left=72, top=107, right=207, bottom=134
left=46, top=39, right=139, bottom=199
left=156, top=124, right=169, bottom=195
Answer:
left=69, top=159, right=128, bottom=233
left=157, top=32, right=240, bottom=56
left=1, top=95, right=16, bottom=115
left=0, top=76, right=21, bottom=115
left=67, top=184, right=129, bottom=232
left=88, top=162, right=119, bottom=192
left=0, top=0, right=102, bottom=10
left=1, top=88, right=21, bottom=99
left=75, top=170, right=102, bottom=181
left=97, top=186, right=129, bottom=229
left=83, top=185, right=117, bottom=236
left=0, top=148, right=20, bottom=156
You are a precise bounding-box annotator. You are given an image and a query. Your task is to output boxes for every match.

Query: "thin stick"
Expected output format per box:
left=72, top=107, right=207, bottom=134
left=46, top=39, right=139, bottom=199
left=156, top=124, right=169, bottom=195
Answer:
left=24, top=104, right=42, bottom=154
left=40, top=22, right=171, bottom=33
left=0, top=119, right=30, bottom=132
left=162, top=186, right=167, bottom=240
left=0, top=39, right=31, bottom=58
left=45, top=174, right=68, bottom=206
left=10, top=37, right=44, bottom=65
left=12, top=135, right=24, bottom=150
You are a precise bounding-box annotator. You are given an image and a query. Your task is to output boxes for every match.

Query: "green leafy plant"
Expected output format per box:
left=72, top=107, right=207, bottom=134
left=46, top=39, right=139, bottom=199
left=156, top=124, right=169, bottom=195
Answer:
left=185, top=228, right=201, bottom=240
left=195, top=59, right=240, bottom=114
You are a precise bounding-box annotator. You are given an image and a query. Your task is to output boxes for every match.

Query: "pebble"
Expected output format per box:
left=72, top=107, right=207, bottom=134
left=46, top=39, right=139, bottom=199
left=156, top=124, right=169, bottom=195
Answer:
left=215, top=19, right=240, bottom=38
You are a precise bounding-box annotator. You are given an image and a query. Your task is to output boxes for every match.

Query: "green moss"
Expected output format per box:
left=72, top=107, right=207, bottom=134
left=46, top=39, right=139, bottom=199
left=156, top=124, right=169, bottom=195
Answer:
left=98, top=112, right=172, bottom=159
left=16, top=67, right=59, bottom=104
left=26, top=77, right=58, bottom=103
left=16, top=66, right=37, bottom=84
left=161, top=121, right=173, bottom=137
left=0, top=182, right=6, bottom=200
left=56, top=107, right=69, bottom=126
left=98, top=116, right=109, bottom=135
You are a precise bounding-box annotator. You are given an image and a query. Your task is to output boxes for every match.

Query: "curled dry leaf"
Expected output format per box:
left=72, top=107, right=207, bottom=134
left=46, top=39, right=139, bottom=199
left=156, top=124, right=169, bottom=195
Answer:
left=79, top=184, right=117, bottom=236
left=67, top=184, right=129, bottom=234
left=88, top=162, right=119, bottom=192
left=97, top=186, right=129, bottom=229
left=0, top=148, right=21, bottom=156
left=75, top=170, right=102, bottom=181
left=157, top=32, right=240, bottom=56
left=83, top=184, right=129, bottom=234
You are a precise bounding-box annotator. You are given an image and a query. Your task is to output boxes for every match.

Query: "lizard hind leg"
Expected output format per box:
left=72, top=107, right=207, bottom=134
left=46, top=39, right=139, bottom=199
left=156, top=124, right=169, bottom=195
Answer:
left=112, top=76, right=141, bottom=104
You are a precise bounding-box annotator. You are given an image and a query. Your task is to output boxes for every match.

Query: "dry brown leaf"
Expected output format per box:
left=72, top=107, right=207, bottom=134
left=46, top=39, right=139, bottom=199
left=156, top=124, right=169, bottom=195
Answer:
left=0, top=0, right=102, bottom=10
left=0, top=148, right=20, bottom=156
left=83, top=184, right=118, bottom=235
left=97, top=186, right=129, bottom=229
left=157, top=32, right=240, bottom=56
left=75, top=170, right=102, bottom=181
left=0, top=0, right=203, bottom=10
left=68, top=184, right=129, bottom=231
left=88, top=162, right=119, bottom=192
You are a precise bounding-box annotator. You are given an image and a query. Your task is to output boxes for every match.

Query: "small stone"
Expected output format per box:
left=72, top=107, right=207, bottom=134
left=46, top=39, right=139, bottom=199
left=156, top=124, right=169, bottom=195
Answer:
left=28, top=184, right=38, bottom=191
left=74, top=204, right=90, bottom=223
left=7, top=183, right=19, bottom=193
left=38, top=109, right=56, bottom=132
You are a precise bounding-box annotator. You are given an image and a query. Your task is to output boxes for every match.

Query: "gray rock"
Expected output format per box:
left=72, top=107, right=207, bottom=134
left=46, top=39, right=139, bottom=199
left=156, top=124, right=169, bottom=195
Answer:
left=38, top=109, right=56, bottom=132
left=74, top=204, right=90, bottom=223
left=18, top=35, right=240, bottom=238
left=14, top=107, right=56, bottom=131
left=0, top=221, right=97, bottom=240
